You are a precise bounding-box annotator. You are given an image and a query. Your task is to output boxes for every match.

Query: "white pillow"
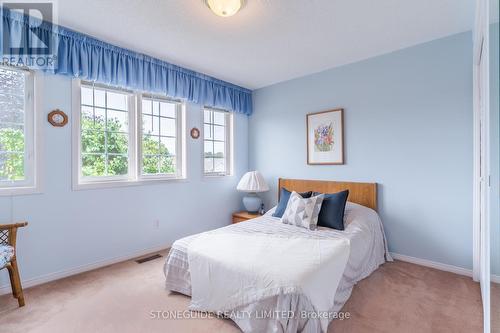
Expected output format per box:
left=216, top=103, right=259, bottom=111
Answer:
left=281, top=191, right=324, bottom=230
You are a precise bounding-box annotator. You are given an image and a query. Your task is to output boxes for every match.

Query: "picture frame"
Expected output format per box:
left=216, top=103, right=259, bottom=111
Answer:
left=190, top=127, right=200, bottom=139
left=306, top=108, right=344, bottom=165
left=48, top=109, right=69, bottom=127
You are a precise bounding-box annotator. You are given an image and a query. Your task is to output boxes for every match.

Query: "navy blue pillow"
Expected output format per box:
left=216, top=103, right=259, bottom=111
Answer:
left=272, top=188, right=313, bottom=218
left=314, top=190, right=349, bottom=230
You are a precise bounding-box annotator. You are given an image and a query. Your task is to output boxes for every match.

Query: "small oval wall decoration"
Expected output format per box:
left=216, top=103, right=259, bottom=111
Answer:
left=190, top=127, right=200, bottom=139
left=48, top=109, right=68, bottom=127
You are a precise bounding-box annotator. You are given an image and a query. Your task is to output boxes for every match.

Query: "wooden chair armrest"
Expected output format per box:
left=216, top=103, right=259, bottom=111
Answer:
left=0, top=222, right=28, bottom=231
left=0, top=222, right=27, bottom=248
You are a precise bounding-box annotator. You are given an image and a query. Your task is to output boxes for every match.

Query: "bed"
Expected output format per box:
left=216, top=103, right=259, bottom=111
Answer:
left=164, top=178, right=392, bottom=333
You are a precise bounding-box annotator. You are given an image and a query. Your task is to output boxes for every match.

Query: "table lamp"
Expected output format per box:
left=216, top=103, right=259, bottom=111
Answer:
left=236, top=171, right=269, bottom=213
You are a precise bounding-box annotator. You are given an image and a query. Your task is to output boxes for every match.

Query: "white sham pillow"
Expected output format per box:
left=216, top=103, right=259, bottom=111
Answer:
left=281, top=191, right=324, bottom=230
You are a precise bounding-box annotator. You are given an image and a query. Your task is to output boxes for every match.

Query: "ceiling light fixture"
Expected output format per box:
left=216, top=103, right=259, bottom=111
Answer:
left=206, top=0, right=243, bottom=17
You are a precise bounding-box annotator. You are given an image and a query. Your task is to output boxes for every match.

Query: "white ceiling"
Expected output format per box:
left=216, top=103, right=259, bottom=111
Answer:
left=56, top=0, right=483, bottom=90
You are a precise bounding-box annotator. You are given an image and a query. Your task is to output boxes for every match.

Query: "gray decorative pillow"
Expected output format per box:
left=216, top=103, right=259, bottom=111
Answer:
left=281, top=191, right=324, bottom=230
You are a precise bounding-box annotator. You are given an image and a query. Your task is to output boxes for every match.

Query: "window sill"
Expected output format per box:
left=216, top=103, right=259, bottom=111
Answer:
left=0, top=185, right=42, bottom=196
left=203, top=173, right=233, bottom=179
left=73, top=176, right=188, bottom=191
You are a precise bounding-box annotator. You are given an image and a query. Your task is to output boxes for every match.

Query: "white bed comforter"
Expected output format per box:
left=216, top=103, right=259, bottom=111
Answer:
left=164, top=202, right=392, bottom=333
left=188, top=232, right=350, bottom=332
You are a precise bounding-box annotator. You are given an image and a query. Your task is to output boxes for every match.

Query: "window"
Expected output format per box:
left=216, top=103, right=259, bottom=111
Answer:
left=140, top=96, right=182, bottom=178
left=73, top=80, right=185, bottom=189
left=203, top=108, right=232, bottom=176
left=0, top=66, right=38, bottom=194
left=80, top=84, right=132, bottom=180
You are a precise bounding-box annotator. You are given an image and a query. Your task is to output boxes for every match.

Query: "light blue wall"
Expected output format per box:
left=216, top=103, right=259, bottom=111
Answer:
left=491, top=23, right=499, bottom=276
left=0, top=73, right=248, bottom=289
left=250, top=32, right=474, bottom=269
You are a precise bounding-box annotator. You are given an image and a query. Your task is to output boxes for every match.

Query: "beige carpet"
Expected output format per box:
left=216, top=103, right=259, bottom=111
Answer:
left=0, top=250, right=484, bottom=333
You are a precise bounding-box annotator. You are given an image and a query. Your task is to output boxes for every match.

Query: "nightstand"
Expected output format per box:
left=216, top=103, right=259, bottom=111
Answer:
left=232, top=211, right=260, bottom=224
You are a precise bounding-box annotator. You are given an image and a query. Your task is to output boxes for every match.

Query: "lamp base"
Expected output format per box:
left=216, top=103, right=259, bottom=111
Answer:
left=242, top=193, right=262, bottom=214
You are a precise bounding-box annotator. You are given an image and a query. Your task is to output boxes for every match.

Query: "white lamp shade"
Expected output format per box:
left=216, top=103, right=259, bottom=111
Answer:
left=237, top=171, right=269, bottom=193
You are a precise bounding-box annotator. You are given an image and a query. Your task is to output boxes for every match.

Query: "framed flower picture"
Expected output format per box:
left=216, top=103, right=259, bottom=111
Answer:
left=306, top=109, right=344, bottom=165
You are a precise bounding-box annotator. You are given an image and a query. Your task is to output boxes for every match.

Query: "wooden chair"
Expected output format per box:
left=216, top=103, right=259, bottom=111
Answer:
left=0, top=222, right=27, bottom=307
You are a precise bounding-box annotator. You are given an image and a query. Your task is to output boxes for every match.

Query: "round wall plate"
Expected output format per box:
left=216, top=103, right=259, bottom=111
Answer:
left=48, top=109, right=68, bottom=127
left=190, top=127, right=200, bottom=139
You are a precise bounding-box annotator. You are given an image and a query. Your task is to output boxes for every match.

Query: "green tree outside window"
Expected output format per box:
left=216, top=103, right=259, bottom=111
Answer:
left=81, top=114, right=175, bottom=177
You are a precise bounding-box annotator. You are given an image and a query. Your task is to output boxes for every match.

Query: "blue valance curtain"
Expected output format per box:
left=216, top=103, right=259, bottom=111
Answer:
left=1, top=9, right=253, bottom=115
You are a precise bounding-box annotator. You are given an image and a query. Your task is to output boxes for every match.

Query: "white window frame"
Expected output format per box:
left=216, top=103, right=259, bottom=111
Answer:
left=72, top=79, right=186, bottom=190
left=202, top=107, right=233, bottom=177
left=137, top=94, right=185, bottom=181
left=74, top=81, right=136, bottom=185
left=0, top=66, right=42, bottom=196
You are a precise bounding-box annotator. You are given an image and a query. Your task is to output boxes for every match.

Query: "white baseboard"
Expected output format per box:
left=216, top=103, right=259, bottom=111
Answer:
left=0, top=244, right=169, bottom=296
left=390, top=252, right=473, bottom=277
left=391, top=252, right=500, bottom=283
left=491, top=274, right=500, bottom=284
left=1, top=248, right=498, bottom=296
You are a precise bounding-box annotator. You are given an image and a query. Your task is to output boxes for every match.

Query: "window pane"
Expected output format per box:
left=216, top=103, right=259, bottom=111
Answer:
left=0, top=108, right=23, bottom=124
left=81, top=131, right=105, bottom=153
left=107, top=91, right=127, bottom=110
left=80, top=106, right=106, bottom=131
left=160, top=117, right=176, bottom=137
left=214, top=125, right=225, bottom=141
left=107, top=132, right=128, bottom=154
left=81, top=86, right=93, bottom=106
left=214, top=141, right=225, bottom=157
left=159, top=155, right=175, bottom=174
left=0, top=122, right=23, bottom=130
left=204, top=157, right=213, bottom=173
left=0, top=67, right=26, bottom=182
left=160, top=102, right=176, bottom=118
left=204, top=140, right=213, bottom=157
left=0, top=124, right=24, bottom=152
left=81, top=107, right=105, bottom=131
left=142, top=99, right=152, bottom=114
left=152, top=101, right=160, bottom=116
left=204, top=110, right=212, bottom=123
left=0, top=152, right=24, bottom=181
left=81, top=105, right=93, bottom=122
left=108, top=154, right=128, bottom=175
left=214, top=158, right=225, bottom=173
left=143, top=135, right=160, bottom=155
left=82, top=154, right=105, bottom=177
left=204, top=124, right=213, bottom=140
left=151, top=116, right=160, bottom=135
left=142, top=114, right=154, bottom=134
left=142, top=155, right=159, bottom=175
left=107, top=109, right=128, bottom=132
left=213, top=111, right=225, bottom=125
left=160, top=137, right=176, bottom=156
left=94, top=89, right=106, bottom=108
left=0, top=69, right=24, bottom=101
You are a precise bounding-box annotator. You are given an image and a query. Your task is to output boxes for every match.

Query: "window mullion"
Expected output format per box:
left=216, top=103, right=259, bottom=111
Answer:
left=23, top=71, right=29, bottom=180
left=156, top=98, right=161, bottom=174
left=129, top=93, right=138, bottom=181
left=104, top=90, right=109, bottom=176
left=214, top=139, right=217, bottom=173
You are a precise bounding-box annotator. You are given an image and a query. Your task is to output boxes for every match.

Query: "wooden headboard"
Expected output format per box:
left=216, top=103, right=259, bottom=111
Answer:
left=278, top=178, right=378, bottom=211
